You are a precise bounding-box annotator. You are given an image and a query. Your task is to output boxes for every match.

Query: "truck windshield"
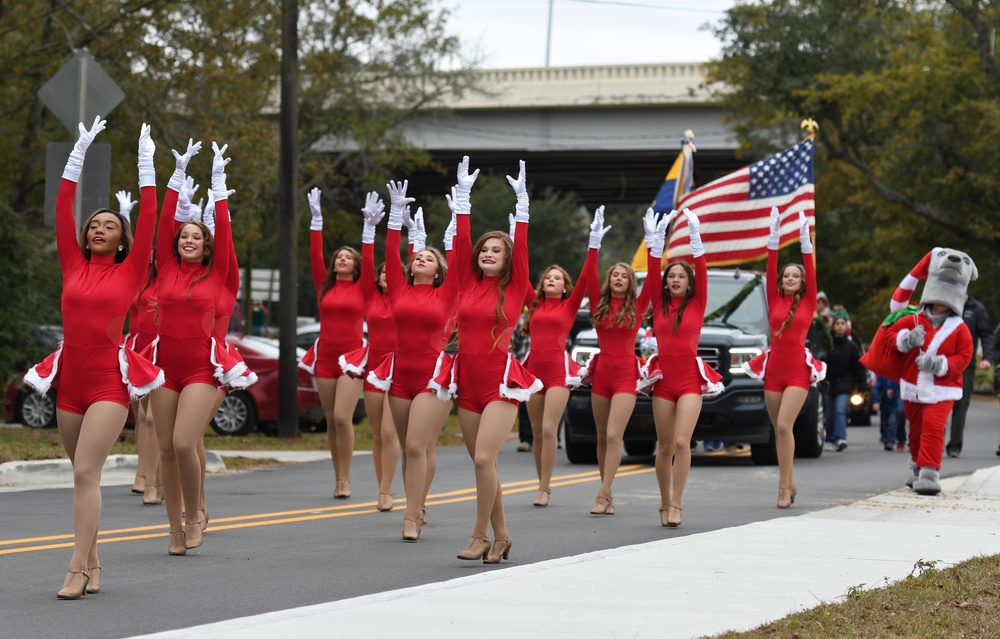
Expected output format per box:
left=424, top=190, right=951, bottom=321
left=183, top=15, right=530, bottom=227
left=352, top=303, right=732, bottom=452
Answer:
left=704, top=274, right=768, bottom=334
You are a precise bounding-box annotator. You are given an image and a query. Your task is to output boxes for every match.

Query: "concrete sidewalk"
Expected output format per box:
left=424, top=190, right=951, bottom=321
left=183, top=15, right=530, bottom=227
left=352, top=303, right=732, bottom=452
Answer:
left=132, top=466, right=1000, bottom=639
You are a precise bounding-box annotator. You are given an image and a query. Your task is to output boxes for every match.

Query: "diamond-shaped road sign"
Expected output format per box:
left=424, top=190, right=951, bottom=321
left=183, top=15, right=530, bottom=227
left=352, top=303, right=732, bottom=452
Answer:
left=38, top=49, right=124, bottom=135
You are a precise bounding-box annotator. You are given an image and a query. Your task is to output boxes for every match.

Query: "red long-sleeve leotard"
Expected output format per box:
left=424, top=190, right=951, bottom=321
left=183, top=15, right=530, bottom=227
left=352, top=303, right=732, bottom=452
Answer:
left=650, top=254, right=713, bottom=400
left=586, top=249, right=658, bottom=398
left=762, top=247, right=818, bottom=391
left=454, top=214, right=533, bottom=413
left=128, top=280, right=158, bottom=352
left=383, top=227, right=461, bottom=400
left=310, top=229, right=364, bottom=378
left=523, top=249, right=596, bottom=392
left=156, top=186, right=232, bottom=391
left=56, top=178, right=157, bottom=412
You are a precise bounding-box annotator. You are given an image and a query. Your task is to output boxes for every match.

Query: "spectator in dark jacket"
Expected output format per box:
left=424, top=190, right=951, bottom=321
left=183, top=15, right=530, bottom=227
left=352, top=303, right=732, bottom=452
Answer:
left=945, top=295, right=994, bottom=458
left=824, top=312, right=867, bottom=451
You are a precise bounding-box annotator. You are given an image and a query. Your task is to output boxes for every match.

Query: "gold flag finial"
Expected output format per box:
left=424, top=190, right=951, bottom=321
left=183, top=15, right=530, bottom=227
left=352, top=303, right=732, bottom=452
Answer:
left=682, top=129, right=697, bottom=152
left=800, top=118, right=818, bottom=139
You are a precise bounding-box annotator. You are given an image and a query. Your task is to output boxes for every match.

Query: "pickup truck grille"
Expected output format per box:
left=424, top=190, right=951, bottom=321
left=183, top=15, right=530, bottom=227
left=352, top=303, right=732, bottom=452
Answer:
left=698, top=346, right=721, bottom=372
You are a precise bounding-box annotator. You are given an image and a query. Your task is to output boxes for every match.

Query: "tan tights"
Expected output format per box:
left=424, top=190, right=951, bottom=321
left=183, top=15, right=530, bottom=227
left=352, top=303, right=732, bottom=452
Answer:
left=764, top=387, right=809, bottom=491
left=591, top=392, right=637, bottom=499
left=459, top=403, right=517, bottom=540
left=526, top=387, right=570, bottom=493
left=366, top=391, right=399, bottom=498
left=316, top=376, right=363, bottom=485
left=652, top=394, right=702, bottom=509
left=133, top=396, right=159, bottom=490
left=57, top=402, right=129, bottom=573
left=390, top=393, right=452, bottom=523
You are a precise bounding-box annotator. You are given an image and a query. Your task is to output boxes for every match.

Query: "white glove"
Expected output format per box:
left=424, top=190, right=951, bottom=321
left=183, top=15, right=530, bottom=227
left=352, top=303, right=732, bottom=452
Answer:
left=411, top=207, right=427, bottom=253
left=168, top=138, right=202, bottom=191
left=684, top=208, right=704, bottom=258
left=204, top=190, right=217, bottom=235
left=63, top=116, right=107, bottom=183
left=898, top=325, right=926, bottom=352
left=307, top=188, right=323, bottom=231
left=643, top=207, right=667, bottom=259
left=176, top=176, right=199, bottom=223
left=767, top=206, right=781, bottom=251
left=361, top=190, right=385, bottom=244
left=798, top=211, right=813, bottom=254
left=506, top=160, right=529, bottom=223
left=508, top=213, right=516, bottom=239
left=191, top=197, right=204, bottom=225
left=453, top=156, right=480, bottom=214
left=385, top=180, right=414, bottom=231
left=588, top=205, right=612, bottom=250
left=443, top=211, right=457, bottom=252
left=211, top=141, right=231, bottom=201
left=137, top=123, right=157, bottom=188
left=116, top=190, right=136, bottom=218
left=916, top=352, right=947, bottom=376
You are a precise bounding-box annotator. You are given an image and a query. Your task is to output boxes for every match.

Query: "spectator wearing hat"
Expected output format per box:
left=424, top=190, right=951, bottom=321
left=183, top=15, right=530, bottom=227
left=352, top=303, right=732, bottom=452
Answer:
left=816, top=291, right=833, bottom=327
left=824, top=311, right=868, bottom=451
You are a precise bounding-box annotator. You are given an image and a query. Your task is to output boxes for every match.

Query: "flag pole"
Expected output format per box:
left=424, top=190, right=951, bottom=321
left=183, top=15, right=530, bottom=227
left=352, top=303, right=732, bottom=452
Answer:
left=800, top=118, right=819, bottom=266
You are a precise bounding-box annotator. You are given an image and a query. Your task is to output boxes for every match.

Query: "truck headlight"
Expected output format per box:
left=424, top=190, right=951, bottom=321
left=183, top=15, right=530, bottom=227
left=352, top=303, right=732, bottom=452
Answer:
left=729, top=347, right=763, bottom=375
left=571, top=346, right=600, bottom=367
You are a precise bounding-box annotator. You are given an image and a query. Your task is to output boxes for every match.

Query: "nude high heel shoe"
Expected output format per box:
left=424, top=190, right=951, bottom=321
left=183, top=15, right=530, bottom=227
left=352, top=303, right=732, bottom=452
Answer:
left=456, top=536, right=491, bottom=560
left=57, top=570, right=90, bottom=600
left=333, top=479, right=351, bottom=499
left=85, top=566, right=101, bottom=594
left=777, top=485, right=795, bottom=509
left=131, top=474, right=145, bottom=495
left=402, top=518, right=422, bottom=541
left=377, top=493, right=394, bottom=512
left=533, top=489, right=551, bottom=507
left=168, top=530, right=187, bottom=556
left=185, top=518, right=205, bottom=549
left=143, top=483, right=163, bottom=506
left=483, top=538, right=512, bottom=564
left=590, top=495, right=613, bottom=515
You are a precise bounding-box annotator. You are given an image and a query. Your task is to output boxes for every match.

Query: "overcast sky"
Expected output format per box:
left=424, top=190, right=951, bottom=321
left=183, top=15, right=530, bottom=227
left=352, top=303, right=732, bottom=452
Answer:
left=443, top=0, right=738, bottom=69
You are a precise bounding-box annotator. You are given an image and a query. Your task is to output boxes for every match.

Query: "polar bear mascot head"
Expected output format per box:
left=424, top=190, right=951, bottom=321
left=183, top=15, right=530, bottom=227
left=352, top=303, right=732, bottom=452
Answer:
left=920, top=248, right=977, bottom=316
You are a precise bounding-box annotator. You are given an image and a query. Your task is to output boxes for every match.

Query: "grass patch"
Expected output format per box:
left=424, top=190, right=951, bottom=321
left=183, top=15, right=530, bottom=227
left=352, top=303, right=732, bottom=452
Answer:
left=219, top=455, right=284, bottom=471
left=710, top=554, right=1000, bottom=638
left=1, top=410, right=472, bottom=463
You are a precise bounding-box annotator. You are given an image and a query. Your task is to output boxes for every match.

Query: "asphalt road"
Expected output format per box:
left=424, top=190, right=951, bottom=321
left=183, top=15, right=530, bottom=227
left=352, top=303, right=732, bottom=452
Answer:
left=1, top=398, right=998, bottom=638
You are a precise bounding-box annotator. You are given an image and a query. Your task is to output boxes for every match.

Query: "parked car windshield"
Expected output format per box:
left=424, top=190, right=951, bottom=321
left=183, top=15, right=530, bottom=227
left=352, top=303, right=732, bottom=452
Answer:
left=703, top=273, right=768, bottom=334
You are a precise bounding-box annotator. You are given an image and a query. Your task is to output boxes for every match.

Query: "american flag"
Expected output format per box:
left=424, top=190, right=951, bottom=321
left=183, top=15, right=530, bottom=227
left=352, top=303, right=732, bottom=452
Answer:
left=667, top=138, right=814, bottom=266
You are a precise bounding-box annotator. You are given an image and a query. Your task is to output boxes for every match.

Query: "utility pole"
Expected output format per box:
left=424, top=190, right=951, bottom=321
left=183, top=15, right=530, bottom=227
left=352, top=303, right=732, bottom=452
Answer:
left=545, top=0, right=555, bottom=67
left=277, top=0, right=300, bottom=438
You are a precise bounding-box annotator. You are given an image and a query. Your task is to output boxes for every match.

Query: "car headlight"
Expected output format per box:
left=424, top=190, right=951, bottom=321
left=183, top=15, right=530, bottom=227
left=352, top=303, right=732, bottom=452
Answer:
left=850, top=393, right=864, bottom=406
left=570, top=346, right=600, bottom=367
left=729, top=347, right=763, bottom=375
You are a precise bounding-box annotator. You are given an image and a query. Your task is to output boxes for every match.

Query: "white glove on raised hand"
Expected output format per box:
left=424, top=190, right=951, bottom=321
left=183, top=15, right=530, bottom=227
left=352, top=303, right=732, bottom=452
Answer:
left=643, top=208, right=667, bottom=259
left=176, top=176, right=200, bottom=223
left=506, top=160, right=529, bottom=223
left=508, top=213, right=516, bottom=239
left=191, top=197, right=204, bottom=226
left=897, top=325, right=926, bottom=352
left=63, top=116, right=107, bottom=183
left=767, top=206, right=781, bottom=250
left=116, top=190, right=136, bottom=218
left=798, top=211, right=813, bottom=254
left=453, top=157, right=480, bottom=214
left=361, top=190, right=385, bottom=244
left=684, top=208, right=704, bottom=258
left=411, top=207, right=427, bottom=253
left=211, top=141, right=231, bottom=201
left=588, top=205, right=612, bottom=250
left=443, top=211, right=457, bottom=252
left=444, top=185, right=459, bottom=215
left=307, top=187, right=323, bottom=231
left=204, top=190, right=217, bottom=234
left=916, top=352, right=947, bottom=376
left=402, top=203, right=416, bottom=245
left=168, top=138, right=202, bottom=191
left=137, top=123, right=156, bottom=188
left=385, top=180, right=414, bottom=231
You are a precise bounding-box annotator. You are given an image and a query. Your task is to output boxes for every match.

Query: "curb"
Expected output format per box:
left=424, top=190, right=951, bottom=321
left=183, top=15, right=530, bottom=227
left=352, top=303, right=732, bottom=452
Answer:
left=0, top=452, right=228, bottom=488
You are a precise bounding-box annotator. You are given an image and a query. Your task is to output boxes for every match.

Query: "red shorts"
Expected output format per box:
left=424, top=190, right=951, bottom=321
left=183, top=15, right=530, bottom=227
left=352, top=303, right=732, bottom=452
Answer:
left=590, top=354, right=638, bottom=399
left=652, top=356, right=703, bottom=402
left=56, top=344, right=130, bottom=413
left=158, top=335, right=218, bottom=392
left=388, top=351, right=438, bottom=401
left=762, top=348, right=812, bottom=392
left=457, top=353, right=519, bottom=414
left=315, top=339, right=361, bottom=380
left=524, top=349, right=568, bottom=394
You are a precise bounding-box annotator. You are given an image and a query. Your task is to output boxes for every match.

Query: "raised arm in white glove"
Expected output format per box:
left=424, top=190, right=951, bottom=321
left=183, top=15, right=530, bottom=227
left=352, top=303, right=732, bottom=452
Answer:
left=211, top=141, right=231, bottom=201
left=508, top=213, right=516, bottom=239
left=684, top=208, right=703, bottom=258
left=386, top=180, right=414, bottom=231
left=506, top=160, right=529, bottom=223
left=643, top=208, right=667, bottom=259
left=767, top=206, right=781, bottom=251
left=116, top=190, right=136, bottom=218
left=443, top=210, right=457, bottom=252
left=588, top=205, right=612, bottom=250
left=411, top=207, right=427, bottom=253
left=798, top=211, right=813, bottom=254
left=63, top=116, right=107, bottom=183
left=453, top=157, right=480, bottom=214
left=361, top=190, right=386, bottom=245
left=168, top=138, right=202, bottom=191
left=137, top=123, right=156, bottom=188
left=307, top=187, right=323, bottom=231
left=176, top=176, right=200, bottom=223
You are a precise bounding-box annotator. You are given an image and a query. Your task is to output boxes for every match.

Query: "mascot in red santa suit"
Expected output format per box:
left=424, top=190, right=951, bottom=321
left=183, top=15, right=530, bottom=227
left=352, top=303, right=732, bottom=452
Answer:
left=861, top=248, right=975, bottom=495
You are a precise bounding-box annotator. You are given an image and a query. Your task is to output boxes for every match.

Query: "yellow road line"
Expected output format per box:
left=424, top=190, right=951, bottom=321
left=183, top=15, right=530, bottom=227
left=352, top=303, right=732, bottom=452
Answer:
left=0, top=464, right=652, bottom=555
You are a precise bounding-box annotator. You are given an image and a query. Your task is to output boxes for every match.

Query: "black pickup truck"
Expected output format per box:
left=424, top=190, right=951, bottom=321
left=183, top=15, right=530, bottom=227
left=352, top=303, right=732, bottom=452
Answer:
left=563, top=269, right=827, bottom=466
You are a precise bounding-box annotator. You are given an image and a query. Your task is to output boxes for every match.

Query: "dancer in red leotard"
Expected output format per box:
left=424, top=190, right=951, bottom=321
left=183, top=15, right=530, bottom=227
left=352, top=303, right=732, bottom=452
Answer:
left=150, top=140, right=234, bottom=555
left=520, top=207, right=608, bottom=508
left=451, top=157, right=540, bottom=564
left=744, top=208, right=825, bottom=508
left=586, top=208, right=667, bottom=516
left=41, top=118, right=159, bottom=598
left=308, top=188, right=366, bottom=499
left=648, top=209, right=723, bottom=527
